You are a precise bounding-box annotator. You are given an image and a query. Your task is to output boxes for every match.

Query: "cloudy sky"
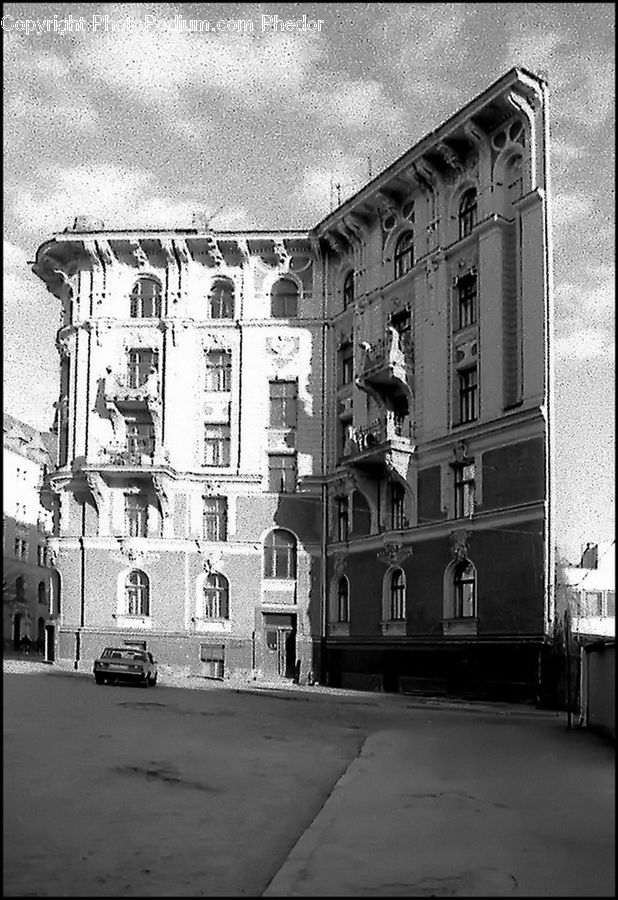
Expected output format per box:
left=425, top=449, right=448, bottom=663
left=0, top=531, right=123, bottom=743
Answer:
left=3, top=2, right=614, bottom=560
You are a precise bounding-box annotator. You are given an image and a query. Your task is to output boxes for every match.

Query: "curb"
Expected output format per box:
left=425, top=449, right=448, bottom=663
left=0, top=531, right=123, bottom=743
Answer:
left=3, top=658, right=563, bottom=718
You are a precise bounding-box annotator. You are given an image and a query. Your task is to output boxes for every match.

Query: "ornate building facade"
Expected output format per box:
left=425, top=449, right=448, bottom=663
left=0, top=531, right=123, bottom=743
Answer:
left=33, top=68, right=553, bottom=699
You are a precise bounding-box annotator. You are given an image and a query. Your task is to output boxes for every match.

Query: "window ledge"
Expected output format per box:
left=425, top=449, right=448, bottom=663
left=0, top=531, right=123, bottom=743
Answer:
left=113, top=615, right=152, bottom=629
left=262, top=579, right=296, bottom=589
left=328, top=622, right=350, bottom=637
left=442, top=617, right=478, bottom=636
left=380, top=620, right=406, bottom=636
left=193, top=619, right=231, bottom=633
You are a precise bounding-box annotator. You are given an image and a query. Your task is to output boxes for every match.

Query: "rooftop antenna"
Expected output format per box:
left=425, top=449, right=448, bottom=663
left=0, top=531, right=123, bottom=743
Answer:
left=205, top=203, right=227, bottom=229
left=335, top=182, right=341, bottom=207
left=329, top=176, right=334, bottom=213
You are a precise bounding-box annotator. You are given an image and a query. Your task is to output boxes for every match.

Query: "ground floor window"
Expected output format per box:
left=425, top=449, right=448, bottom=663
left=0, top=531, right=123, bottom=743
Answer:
left=125, top=570, right=150, bottom=616
left=199, top=643, right=225, bottom=679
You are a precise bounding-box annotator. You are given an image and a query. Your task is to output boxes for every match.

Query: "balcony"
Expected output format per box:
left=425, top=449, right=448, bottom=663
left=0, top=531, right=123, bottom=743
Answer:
left=341, top=412, right=414, bottom=476
left=104, top=371, right=160, bottom=411
left=96, top=444, right=170, bottom=468
left=356, top=326, right=414, bottom=403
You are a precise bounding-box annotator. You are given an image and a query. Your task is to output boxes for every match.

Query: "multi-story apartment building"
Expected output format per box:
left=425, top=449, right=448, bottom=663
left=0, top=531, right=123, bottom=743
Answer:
left=3, top=414, right=56, bottom=653
left=32, top=68, right=553, bottom=700
left=557, top=542, right=615, bottom=640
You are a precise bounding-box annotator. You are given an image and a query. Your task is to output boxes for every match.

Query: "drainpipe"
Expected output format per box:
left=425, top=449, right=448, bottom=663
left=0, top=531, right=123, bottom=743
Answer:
left=319, top=239, right=329, bottom=685
left=76, top=523, right=86, bottom=670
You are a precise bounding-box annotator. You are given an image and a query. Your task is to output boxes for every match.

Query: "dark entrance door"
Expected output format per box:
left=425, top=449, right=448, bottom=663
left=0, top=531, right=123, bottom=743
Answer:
left=13, top=615, right=22, bottom=650
left=263, top=613, right=296, bottom=678
left=45, top=625, right=55, bottom=662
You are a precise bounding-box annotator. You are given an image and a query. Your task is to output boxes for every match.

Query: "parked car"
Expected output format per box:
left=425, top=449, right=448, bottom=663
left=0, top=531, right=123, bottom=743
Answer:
left=93, top=647, right=158, bottom=687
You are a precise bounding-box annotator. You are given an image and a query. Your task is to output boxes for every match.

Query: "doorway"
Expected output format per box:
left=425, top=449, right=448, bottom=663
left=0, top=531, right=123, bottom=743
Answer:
left=263, top=613, right=296, bottom=678
left=45, top=625, right=55, bottom=662
left=13, top=615, right=22, bottom=650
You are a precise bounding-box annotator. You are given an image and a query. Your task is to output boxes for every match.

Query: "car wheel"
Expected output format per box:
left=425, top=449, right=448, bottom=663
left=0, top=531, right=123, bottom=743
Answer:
left=94, top=674, right=104, bottom=685
left=141, top=675, right=149, bottom=688
left=150, top=674, right=158, bottom=686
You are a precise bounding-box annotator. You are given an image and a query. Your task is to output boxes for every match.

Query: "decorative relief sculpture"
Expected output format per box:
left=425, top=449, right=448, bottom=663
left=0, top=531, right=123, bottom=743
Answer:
left=377, top=542, right=413, bottom=566
left=152, top=475, right=170, bottom=518
left=333, top=553, right=347, bottom=575
left=265, top=335, right=300, bottom=364
left=453, top=440, right=469, bottom=463
left=449, top=529, right=470, bottom=561
left=272, top=240, right=290, bottom=269
left=129, top=240, right=149, bottom=268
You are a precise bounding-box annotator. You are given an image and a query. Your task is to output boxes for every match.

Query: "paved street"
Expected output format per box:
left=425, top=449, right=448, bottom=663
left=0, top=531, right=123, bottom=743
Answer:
left=3, top=662, right=615, bottom=897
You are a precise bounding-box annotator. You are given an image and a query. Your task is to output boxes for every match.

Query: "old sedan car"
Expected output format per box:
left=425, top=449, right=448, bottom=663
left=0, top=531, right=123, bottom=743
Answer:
left=93, top=647, right=158, bottom=687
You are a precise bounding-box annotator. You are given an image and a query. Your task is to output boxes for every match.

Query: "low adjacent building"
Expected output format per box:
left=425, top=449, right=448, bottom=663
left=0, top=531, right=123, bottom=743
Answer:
left=3, top=413, right=56, bottom=653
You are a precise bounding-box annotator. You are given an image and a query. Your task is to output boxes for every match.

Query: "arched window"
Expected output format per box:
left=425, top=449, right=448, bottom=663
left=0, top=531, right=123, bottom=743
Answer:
left=130, top=277, right=162, bottom=318
left=209, top=278, right=235, bottom=319
left=263, top=529, right=297, bottom=579
left=337, top=577, right=349, bottom=623
left=394, top=231, right=414, bottom=280
left=458, top=189, right=477, bottom=239
left=38, top=582, right=46, bottom=605
left=125, top=570, right=150, bottom=616
left=15, top=576, right=25, bottom=603
left=453, top=560, right=476, bottom=618
left=343, top=270, right=354, bottom=308
left=390, top=569, right=406, bottom=621
left=271, top=279, right=298, bottom=318
left=202, top=573, right=229, bottom=619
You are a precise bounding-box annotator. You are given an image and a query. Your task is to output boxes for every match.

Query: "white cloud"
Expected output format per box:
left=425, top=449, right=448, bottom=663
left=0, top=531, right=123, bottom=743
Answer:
left=3, top=241, right=38, bottom=305
left=9, top=163, right=250, bottom=235
left=550, top=191, right=594, bottom=229
left=6, top=92, right=98, bottom=132
left=296, top=152, right=372, bottom=222
left=76, top=9, right=323, bottom=105
left=554, top=327, right=614, bottom=361
left=305, top=78, right=403, bottom=136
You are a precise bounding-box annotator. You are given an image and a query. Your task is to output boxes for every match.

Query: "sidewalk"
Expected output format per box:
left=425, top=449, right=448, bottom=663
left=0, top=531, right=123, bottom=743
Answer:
left=3, top=653, right=562, bottom=719
left=263, top=724, right=615, bottom=897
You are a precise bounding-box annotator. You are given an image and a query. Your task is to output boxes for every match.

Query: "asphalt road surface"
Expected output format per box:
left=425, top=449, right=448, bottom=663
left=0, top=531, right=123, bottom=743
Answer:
left=3, top=666, right=615, bottom=897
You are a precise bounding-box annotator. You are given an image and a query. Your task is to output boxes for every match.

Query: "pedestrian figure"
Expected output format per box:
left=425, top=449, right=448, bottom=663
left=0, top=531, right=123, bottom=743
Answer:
left=20, top=635, right=32, bottom=655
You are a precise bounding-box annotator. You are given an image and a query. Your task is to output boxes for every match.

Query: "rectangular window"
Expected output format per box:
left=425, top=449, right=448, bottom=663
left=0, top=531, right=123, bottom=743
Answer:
left=605, top=591, right=615, bottom=616
left=340, top=417, right=353, bottom=459
left=126, top=418, right=155, bottom=460
left=204, top=424, right=231, bottom=467
left=390, top=483, right=406, bottom=530
left=14, top=537, right=27, bottom=559
left=458, top=368, right=478, bottom=423
left=124, top=494, right=148, bottom=537
left=454, top=464, right=475, bottom=518
left=204, top=350, right=231, bottom=392
left=127, top=349, right=159, bottom=389
left=582, top=591, right=603, bottom=616
left=199, top=643, right=225, bottom=679
left=336, top=497, right=349, bottom=542
left=37, top=545, right=46, bottom=567
left=457, top=274, right=477, bottom=329
left=203, top=497, right=227, bottom=541
left=268, top=455, right=297, bottom=493
left=269, top=381, right=297, bottom=428
left=339, top=344, right=354, bottom=386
